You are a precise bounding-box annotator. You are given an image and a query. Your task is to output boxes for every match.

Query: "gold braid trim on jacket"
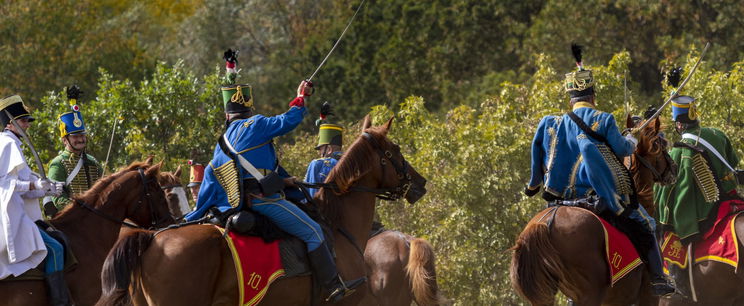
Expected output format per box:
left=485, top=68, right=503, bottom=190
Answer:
left=212, top=160, right=241, bottom=208
left=689, top=154, right=719, bottom=203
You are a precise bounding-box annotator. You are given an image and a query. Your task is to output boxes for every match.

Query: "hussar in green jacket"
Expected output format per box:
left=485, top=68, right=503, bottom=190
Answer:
left=654, top=95, right=740, bottom=244
left=44, top=86, right=102, bottom=216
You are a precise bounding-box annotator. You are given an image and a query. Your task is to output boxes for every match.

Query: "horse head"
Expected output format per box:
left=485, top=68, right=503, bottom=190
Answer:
left=72, top=160, right=175, bottom=229
left=328, top=115, right=427, bottom=204
left=119, top=161, right=175, bottom=228
left=158, top=165, right=190, bottom=219
left=627, top=115, right=677, bottom=186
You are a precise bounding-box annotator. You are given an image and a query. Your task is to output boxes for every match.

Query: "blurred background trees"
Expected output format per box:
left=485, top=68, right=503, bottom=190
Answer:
left=4, top=0, right=744, bottom=304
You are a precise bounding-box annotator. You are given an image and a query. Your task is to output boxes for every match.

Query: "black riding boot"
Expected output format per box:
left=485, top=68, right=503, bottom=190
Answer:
left=308, top=241, right=366, bottom=303
left=644, top=237, right=675, bottom=297
left=44, top=271, right=72, bottom=306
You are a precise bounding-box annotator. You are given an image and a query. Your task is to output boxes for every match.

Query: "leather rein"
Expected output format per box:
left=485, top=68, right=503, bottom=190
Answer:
left=296, top=132, right=414, bottom=256
left=75, top=168, right=167, bottom=230
left=631, top=135, right=675, bottom=183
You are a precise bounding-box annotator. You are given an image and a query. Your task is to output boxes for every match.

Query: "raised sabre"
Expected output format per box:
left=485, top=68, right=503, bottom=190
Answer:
left=306, top=0, right=367, bottom=82
left=634, top=42, right=710, bottom=132
left=4, top=109, right=46, bottom=179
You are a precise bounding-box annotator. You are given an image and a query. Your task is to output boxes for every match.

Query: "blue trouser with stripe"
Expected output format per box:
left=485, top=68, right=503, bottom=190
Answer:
left=251, top=194, right=324, bottom=251
left=37, top=226, right=64, bottom=275
left=628, top=205, right=656, bottom=233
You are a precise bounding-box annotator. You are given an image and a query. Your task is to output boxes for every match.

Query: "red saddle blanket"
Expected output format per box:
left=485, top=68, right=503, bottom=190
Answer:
left=592, top=214, right=643, bottom=286
left=217, top=226, right=286, bottom=306
left=662, top=207, right=742, bottom=271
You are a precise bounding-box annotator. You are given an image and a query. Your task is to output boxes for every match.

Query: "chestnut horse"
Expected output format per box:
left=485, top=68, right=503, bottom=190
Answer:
left=118, top=167, right=188, bottom=240
left=510, top=116, right=675, bottom=306
left=97, top=115, right=428, bottom=306
left=158, top=165, right=190, bottom=219
left=658, top=216, right=744, bottom=305
left=0, top=161, right=173, bottom=306
left=360, top=229, right=448, bottom=306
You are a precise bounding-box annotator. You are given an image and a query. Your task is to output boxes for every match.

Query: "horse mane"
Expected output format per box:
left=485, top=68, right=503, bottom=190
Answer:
left=53, top=161, right=153, bottom=217
left=315, top=127, right=384, bottom=228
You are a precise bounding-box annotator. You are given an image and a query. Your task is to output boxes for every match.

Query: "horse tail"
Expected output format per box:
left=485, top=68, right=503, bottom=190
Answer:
left=406, top=237, right=448, bottom=306
left=509, top=220, right=574, bottom=305
left=97, top=230, right=155, bottom=306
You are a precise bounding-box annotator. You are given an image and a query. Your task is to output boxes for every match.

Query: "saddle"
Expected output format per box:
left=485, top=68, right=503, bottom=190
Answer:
left=204, top=194, right=328, bottom=278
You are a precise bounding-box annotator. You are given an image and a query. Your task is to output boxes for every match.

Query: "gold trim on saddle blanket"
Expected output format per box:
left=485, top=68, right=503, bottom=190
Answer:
left=590, top=213, right=643, bottom=286
left=216, top=226, right=285, bottom=306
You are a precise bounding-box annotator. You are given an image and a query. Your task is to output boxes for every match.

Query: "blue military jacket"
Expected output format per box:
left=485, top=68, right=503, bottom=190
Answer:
left=185, top=106, right=306, bottom=221
left=304, top=152, right=342, bottom=198
left=527, top=102, right=636, bottom=216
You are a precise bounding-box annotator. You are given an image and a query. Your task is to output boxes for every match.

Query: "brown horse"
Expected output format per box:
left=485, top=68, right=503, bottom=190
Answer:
left=510, top=116, right=675, bottom=306
left=157, top=165, right=191, bottom=219
left=0, top=161, right=173, bottom=306
left=96, top=115, right=428, bottom=306
left=360, top=229, right=448, bottom=306
left=658, top=215, right=744, bottom=305
left=118, top=167, right=188, bottom=240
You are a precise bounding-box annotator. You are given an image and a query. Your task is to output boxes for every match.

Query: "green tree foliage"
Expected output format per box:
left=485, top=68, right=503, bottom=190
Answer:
left=29, top=62, right=225, bottom=176
left=16, top=45, right=744, bottom=304
left=278, top=49, right=744, bottom=304
left=0, top=0, right=157, bottom=105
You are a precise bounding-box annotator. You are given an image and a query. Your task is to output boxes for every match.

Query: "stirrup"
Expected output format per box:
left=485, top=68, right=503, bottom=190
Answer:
left=650, top=281, right=676, bottom=298
left=324, top=275, right=366, bottom=302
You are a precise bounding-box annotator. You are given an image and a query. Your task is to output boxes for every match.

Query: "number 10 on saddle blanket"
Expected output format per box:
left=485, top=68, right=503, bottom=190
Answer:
left=216, top=226, right=285, bottom=306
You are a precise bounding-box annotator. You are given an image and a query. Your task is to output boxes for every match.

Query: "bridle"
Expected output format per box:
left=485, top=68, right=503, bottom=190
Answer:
left=76, top=168, right=169, bottom=229
left=632, top=135, right=677, bottom=185
left=356, top=132, right=413, bottom=201
left=299, top=132, right=413, bottom=201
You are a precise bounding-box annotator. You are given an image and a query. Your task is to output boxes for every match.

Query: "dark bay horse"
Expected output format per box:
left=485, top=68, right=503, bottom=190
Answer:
left=510, top=117, right=675, bottom=305
left=0, top=161, right=173, bottom=306
left=360, top=230, right=448, bottom=306
left=97, top=115, right=428, bottom=306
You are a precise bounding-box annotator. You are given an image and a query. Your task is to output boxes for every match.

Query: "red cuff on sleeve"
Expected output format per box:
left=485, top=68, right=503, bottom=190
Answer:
left=289, top=96, right=305, bottom=108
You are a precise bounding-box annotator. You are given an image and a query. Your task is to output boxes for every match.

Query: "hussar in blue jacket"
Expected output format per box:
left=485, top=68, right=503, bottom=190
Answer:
left=525, top=44, right=674, bottom=297
left=185, top=49, right=363, bottom=302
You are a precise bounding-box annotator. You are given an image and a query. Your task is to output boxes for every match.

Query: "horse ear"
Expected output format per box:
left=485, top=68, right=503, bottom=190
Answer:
left=146, top=161, right=163, bottom=177
left=174, top=165, right=182, bottom=178
left=361, top=114, right=372, bottom=132
left=652, top=117, right=660, bottom=132
left=144, top=156, right=154, bottom=166
left=382, top=116, right=394, bottom=134
left=625, top=114, right=634, bottom=129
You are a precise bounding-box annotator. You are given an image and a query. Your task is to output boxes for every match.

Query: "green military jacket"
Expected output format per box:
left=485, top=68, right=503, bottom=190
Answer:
left=47, top=149, right=103, bottom=209
left=653, top=126, right=739, bottom=243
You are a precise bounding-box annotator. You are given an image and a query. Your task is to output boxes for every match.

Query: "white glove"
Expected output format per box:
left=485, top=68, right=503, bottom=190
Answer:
left=33, top=179, right=53, bottom=192
left=47, top=182, right=64, bottom=197
left=33, top=179, right=62, bottom=197
left=625, top=134, right=638, bottom=147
